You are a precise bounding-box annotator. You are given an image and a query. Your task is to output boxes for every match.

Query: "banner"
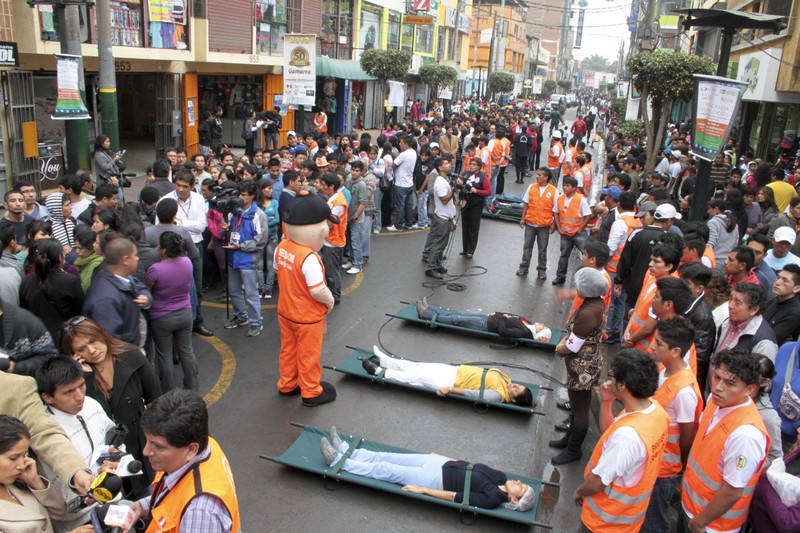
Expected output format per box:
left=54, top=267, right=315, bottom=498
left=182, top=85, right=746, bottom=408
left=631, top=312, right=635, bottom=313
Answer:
left=575, top=9, right=585, bottom=48
left=147, top=0, right=187, bottom=24
left=283, top=34, right=317, bottom=107
left=387, top=80, right=405, bottom=107
left=52, top=54, right=90, bottom=120
left=690, top=74, right=747, bottom=161
left=533, top=77, right=543, bottom=94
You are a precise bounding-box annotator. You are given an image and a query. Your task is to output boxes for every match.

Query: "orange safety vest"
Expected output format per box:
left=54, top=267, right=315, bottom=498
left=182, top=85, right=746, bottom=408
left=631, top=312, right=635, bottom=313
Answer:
left=479, top=147, right=491, bottom=174
left=489, top=139, right=505, bottom=167
left=606, top=213, right=641, bottom=274
left=627, top=276, right=659, bottom=351
left=703, top=244, right=717, bottom=268
left=581, top=403, right=670, bottom=532
left=275, top=239, right=329, bottom=324
left=681, top=398, right=770, bottom=532
left=314, top=113, right=328, bottom=132
left=547, top=141, right=563, bottom=168
left=499, top=137, right=511, bottom=167
left=463, top=154, right=473, bottom=172
left=147, top=438, right=241, bottom=533
left=657, top=344, right=698, bottom=378
left=326, top=192, right=348, bottom=247
left=584, top=162, right=594, bottom=193
left=556, top=193, right=585, bottom=236
left=561, top=148, right=574, bottom=177
left=524, top=183, right=558, bottom=227
left=652, top=367, right=702, bottom=478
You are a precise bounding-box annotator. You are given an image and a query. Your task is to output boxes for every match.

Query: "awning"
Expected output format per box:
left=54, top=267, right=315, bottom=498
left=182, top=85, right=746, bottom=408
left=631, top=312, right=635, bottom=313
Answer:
left=316, top=56, right=375, bottom=81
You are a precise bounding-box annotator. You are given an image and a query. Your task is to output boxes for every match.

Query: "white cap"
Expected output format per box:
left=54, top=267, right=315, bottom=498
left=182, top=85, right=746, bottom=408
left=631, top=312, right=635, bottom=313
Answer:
left=774, top=226, right=797, bottom=245
left=429, top=142, right=440, bottom=149
left=672, top=150, right=682, bottom=157
left=552, top=130, right=562, bottom=139
left=287, top=130, right=297, bottom=137
left=654, top=203, right=681, bottom=220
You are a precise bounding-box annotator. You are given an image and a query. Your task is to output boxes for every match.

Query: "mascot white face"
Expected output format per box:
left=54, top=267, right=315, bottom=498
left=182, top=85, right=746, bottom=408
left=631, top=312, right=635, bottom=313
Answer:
left=284, top=220, right=330, bottom=251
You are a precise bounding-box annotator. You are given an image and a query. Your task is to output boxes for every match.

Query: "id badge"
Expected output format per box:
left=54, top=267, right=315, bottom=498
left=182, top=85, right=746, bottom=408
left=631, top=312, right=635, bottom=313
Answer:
left=229, top=232, right=241, bottom=245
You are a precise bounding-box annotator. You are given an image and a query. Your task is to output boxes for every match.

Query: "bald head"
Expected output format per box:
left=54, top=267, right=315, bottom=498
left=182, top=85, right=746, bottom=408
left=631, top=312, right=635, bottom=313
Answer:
left=104, top=237, right=136, bottom=266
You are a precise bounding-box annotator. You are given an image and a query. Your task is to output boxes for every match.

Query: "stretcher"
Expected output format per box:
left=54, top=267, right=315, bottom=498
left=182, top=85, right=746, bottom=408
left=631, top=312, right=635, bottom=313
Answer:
left=323, top=347, right=548, bottom=415
left=387, top=302, right=563, bottom=350
left=262, top=423, right=556, bottom=527
left=482, top=193, right=525, bottom=222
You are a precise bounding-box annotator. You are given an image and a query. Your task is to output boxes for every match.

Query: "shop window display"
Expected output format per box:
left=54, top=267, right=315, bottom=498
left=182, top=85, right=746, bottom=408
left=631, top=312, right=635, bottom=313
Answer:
left=415, top=25, right=432, bottom=54
left=147, top=0, right=188, bottom=50
left=356, top=3, right=381, bottom=59
left=321, top=0, right=353, bottom=60
left=387, top=11, right=400, bottom=50
left=38, top=4, right=91, bottom=42
left=111, top=0, right=144, bottom=47
left=256, top=0, right=300, bottom=56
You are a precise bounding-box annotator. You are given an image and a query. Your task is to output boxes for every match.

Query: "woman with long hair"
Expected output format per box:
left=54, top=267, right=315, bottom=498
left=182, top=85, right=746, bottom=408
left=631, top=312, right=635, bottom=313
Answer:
left=704, top=268, right=732, bottom=328
left=752, top=354, right=783, bottom=468
left=90, top=206, right=122, bottom=233
left=724, top=187, right=748, bottom=240
left=72, top=226, right=103, bottom=293
left=19, top=238, right=83, bottom=340
left=706, top=198, right=739, bottom=265
left=92, top=134, right=123, bottom=202
left=146, top=231, right=198, bottom=392
left=758, top=186, right=780, bottom=234
left=59, top=316, right=160, bottom=497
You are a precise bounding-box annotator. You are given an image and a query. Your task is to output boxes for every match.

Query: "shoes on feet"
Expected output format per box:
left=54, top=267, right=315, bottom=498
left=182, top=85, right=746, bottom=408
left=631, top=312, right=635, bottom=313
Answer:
left=552, top=278, right=566, bottom=286
left=426, top=270, right=444, bottom=279
left=224, top=317, right=249, bottom=329
left=341, top=261, right=353, bottom=269
left=538, top=271, right=547, bottom=280
left=263, top=288, right=273, bottom=299
left=372, top=228, right=381, bottom=235
left=386, top=225, right=400, bottom=232
left=193, top=324, right=214, bottom=336
left=516, top=268, right=528, bottom=276
left=360, top=356, right=381, bottom=375
left=247, top=325, right=263, bottom=337
left=346, top=267, right=362, bottom=274
left=320, top=437, right=338, bottom=466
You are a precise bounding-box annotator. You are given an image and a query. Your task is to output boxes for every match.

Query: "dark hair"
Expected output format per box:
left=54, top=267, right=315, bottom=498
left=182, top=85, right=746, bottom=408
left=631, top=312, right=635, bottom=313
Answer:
left=618, top=191, right=636, bottom=210
left=152, top=158, right=171, bottom=179
left=655, top=317, right=696, bottom=355
left=584, top=241, right=609, bottom=268
left=158, top=231, right=185, bottom=259
left=0, top=415, right=31, bottom=454
left=156, top=198, right=178, bottom=224
left=243, top=165, right=259, bottom=178
left=656, top=231, right=684, bottom=254
left=748, top=232, right=772, bottom=252
left=120, top=221, right=144, bottom=242
left=60, top=175, right=84, bottom=196
left=25, top=219, right=53, bottom=243
left=141, top=389, right=209, bottom=452
left=682, top=221, right=710, bottom=243
left=615, top=173, right=632, bottom=190
left=173, top=169, right=196, bottom=188
left=36, top=356, right=83, bottom=398
left=781, top=263, right=800, bottom=286
left=434, top=154, right=454, bottom=171
left=679, top=261, right=713, bottom=287
left=655, top=277, right=693, bottom=315
left=282, top=170, right=300, bottom=187
left=714, top=349, right=762, bottom=387
left=95, top=183, right=119, bottom=202
left=103, top=236, right=136, bottom=266
left=94, top=208, right=121, bottom=232
left=755, top=164, right=773, bottom=188
left=683, top=237, right=706, bottom=259
left=651, top=243, right=681, bottom=273
left=30, top=238, right=64, bottom=295
left=611, top=349, right=660, bottom=399
left=74, top=225, right=96, bottom=250
left=321, top=172, right=341, bottom=189
left=237, top=179, right=258, bottom=196
left=755, top=354, right=776, bottom=401
left=732, top=281, right=765, bottom=312
left=730, top=246, right=755, bottom=272
left=562, top=176, right=578, bottom=188
left=139, top=186, right=160, bottom=206
left=93, top=135, right=110, bottom=154
left=350, top=160, right=365, bottom=172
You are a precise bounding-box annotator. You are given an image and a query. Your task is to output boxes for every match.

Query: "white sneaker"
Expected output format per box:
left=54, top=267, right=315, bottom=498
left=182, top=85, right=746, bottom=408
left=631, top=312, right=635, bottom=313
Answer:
left=346, top=267, right=362, bottom=274
left=386, top=225, right=400, bottom=232
left=410, top=223, right=421, bottom=229
left=373, top=228, right=381, bottom=235
left=341, top=261, right=352, bottom=269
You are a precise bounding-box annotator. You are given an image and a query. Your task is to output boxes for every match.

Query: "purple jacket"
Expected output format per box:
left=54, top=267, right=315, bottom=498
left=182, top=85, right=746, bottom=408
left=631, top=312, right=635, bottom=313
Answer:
left=748, top=447, right=800, bottom=532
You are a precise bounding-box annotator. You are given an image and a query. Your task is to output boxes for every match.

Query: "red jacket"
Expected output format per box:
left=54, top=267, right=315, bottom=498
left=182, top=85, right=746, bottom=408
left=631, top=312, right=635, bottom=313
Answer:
left=571, top=119, right=587, bottom=135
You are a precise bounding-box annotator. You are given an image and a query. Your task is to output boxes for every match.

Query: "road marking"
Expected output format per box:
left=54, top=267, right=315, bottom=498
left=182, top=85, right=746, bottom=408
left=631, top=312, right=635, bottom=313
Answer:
left=197, top=335, right=236, bottom=407
left=202, top=271, right=363, bottom=309
left=374, top=227, right=429, bottom=236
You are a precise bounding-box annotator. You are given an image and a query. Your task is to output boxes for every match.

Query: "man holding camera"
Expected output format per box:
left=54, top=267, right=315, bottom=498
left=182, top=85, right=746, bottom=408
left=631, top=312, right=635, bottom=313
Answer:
left=423, top=154, right=458, bottom=280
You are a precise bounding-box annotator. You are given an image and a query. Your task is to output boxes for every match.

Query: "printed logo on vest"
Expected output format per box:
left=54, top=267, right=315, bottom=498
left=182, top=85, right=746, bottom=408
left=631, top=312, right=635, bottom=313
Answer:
left=735, top=455, right=747, bottom=470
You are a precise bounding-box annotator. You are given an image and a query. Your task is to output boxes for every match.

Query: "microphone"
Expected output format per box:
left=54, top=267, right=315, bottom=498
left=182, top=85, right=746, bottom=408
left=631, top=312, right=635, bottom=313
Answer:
left=116, top=455, right=143, bottom=477
left=103, top=499, right=137, bottom=533
left=87, top=472, right=123, bottom=504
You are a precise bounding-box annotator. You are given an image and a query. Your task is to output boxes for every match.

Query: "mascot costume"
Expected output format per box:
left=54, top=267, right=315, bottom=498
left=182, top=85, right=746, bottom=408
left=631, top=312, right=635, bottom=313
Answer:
left=275, top=191, right=338, bottom=406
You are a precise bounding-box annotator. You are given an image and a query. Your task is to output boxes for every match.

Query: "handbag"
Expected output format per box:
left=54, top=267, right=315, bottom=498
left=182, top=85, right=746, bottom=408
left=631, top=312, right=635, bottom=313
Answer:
left=379, top=175, right=391, bottom=192
left=779, top=343, right=800, bottom=421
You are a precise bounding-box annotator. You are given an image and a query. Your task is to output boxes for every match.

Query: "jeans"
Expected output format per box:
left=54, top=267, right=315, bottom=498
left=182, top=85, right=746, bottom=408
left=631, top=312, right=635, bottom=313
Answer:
left=228, top=267, right=262, bottom=326
left=372, top=188, right=383, bottom=230
left=416, top=190, right=429, bottom=226
left=641, top=475, right=678, bottom=533
left=488, top=166, right=500, bottom=204
left=556, top=230, right=588, bottom=281
left=519, top=225, right=550, bottom=273
left=265, top=132, right=279, bottom=152
left=350, top=217, right=371, bottom=269
left=548, top=166, right=561, bottom=186
left=393, top=185, right=414, bottom=228
left=605, top=275, right=626, bottom=339
left=151, top=308, right=198, bottom=391
left=424, top=215, right=453, bottom=271
left=420, top=305, right=489, bottom=330
left=321, top=246, right=343, bottom=302
left=259, top=234, right=279, bottom=290
left=199, top=144, right=211, bottom=157
left=335, top=441, right=448, bottom=490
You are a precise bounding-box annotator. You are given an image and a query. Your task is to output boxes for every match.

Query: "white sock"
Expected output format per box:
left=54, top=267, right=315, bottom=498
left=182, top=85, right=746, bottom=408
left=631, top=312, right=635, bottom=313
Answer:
left=372, top=345, right=394, bottom=367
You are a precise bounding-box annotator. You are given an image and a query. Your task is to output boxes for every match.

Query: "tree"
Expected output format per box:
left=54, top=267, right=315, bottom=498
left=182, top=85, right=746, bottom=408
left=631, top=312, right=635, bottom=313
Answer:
left=581, top=54, right=612, bottom=72
left=617, top=120, right=644, bottom=140
left=418, top=64, right=459, bottom=101
left=627, top=50, right=715, bottom=170
left=487, top=71, right=514, bottom=97
left=557, top=80, right=572, bottom=91
left=606, top=82, right=617, bottom=94
left=360, top=49, right=412, bottom=84
left=543, top=79, right=558, bottom=97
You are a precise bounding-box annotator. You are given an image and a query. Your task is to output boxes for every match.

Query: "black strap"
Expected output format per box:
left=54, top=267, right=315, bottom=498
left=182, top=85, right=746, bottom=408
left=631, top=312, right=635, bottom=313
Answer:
left=329, top=436, right=363, bottom=476
left=463, top=464, right=474, bottom=507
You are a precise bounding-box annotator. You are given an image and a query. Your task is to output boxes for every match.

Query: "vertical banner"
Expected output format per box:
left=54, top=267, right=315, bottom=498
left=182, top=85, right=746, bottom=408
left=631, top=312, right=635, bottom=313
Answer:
left=283, top=34, right=317, bottom=107
left=533, top=77, right=543, bottom=94
left=52, top=54, right=90, bottom=120
left=690, top=74, right=747, bottom=161
left=575, top=9, right=585, bottom=48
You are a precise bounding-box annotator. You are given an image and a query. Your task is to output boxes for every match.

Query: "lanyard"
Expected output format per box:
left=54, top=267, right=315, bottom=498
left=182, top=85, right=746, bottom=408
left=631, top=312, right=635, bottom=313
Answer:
left=177, top=197, right=192, bottom=219
left=76, top=414, right=95, bottom=453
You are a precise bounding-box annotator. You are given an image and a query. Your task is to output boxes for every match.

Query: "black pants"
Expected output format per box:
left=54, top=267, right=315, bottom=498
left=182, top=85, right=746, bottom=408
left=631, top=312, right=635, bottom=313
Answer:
left=568, top=388, right=592, bottom=432
left=461, top=203, right=483, bottom=255
left=514, top=155, right=528, bottom=182
left=496, top=166, right=506, bottom=195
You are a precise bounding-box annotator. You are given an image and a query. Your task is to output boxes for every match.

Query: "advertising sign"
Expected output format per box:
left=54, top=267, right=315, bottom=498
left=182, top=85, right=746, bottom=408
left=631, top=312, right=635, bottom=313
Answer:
left=52, top=54, right=90, bottom=120
left=690, top=74, right=747, bottom=161
left=283, top=34, right=316, bottom=107
left=0, top=42, right=18, bottom=67
left=533, top=77, right=543, bottom=94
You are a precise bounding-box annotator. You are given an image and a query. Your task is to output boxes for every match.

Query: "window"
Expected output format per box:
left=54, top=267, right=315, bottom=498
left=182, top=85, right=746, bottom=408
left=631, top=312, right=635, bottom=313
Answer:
left=38, top=4, right=91, bottom=42
left=257, top=0, right=300, bottom=56
left=321, top=0, right=353, bottom=60
left=764, top=0, right=791, bottom=17
left=357, top=3, right=382, bottom=57
left=437, top=28, right=445, bottom=61
left=388, top=11, right=401, bottom=50
left=415, top=25, right=433, bottom=54
left=148, top=0, right=188, bottom=50
left=401, top=19, right=413, bottom=52
left=111, top=1, right=144, bottom=47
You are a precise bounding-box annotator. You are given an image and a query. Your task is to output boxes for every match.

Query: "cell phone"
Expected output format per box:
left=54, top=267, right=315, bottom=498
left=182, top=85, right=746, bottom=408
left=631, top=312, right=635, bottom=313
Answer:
left=97, top=452, right=124, bottom=464
left=118, top=149, right=127, bottom=157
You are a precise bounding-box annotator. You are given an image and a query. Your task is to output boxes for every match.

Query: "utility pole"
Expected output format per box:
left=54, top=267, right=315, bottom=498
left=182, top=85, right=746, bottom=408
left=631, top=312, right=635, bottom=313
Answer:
left=486, top=12, right=497, bottom=98
left=494, top=0, right=506, bottom=72
left=558, top=0, right=570, bottom=81
left=96, top=0, right=119, bottom=152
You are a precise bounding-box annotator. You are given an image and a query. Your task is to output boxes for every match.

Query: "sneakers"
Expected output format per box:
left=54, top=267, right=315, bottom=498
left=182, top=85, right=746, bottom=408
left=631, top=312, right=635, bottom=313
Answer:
left=247, top=325, right=263, bottom=337
left=346, top=266, right=362, bottom=275
left=224, top=317, right=249, bottom=329
left=516, top=268, right=528, bottom=276
left=360, top=356, right=381, bottom=375
left=341, top=261, right=353, bottom=269
left=386, top=225, right=400, bottom=232
left=262, top=288, right=273, bottom=300
left=372, top=228, right=381, bottom=235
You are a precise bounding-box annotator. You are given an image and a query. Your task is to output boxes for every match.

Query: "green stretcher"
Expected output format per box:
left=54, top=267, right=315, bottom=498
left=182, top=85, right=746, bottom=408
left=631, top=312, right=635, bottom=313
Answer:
left=262, top=423, right=556, bottom=528
left=323, top=347, right=548, bottom=415
left=483, top=193, right=525, bottom=223
left=387, top=302, right=563, bottom=350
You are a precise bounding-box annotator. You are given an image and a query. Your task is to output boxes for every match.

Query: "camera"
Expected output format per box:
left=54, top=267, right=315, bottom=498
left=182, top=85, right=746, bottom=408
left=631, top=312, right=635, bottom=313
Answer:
left=209, top=186, right=244, bottom=217
left=448, top=172, right=465, bottom=191
left=105, top=423, right=129, bottom=448
left=119, top=173, right=135, bottom=189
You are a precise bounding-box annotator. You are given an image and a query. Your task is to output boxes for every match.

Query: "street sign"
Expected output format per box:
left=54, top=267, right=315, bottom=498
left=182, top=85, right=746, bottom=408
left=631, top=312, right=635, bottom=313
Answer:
left=405, top=14, right=433, bottom=24
left=412, top=0, right=430, bottom=11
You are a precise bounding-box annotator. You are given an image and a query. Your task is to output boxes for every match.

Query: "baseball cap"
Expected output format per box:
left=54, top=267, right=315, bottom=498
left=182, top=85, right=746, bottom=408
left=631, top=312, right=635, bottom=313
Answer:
left=635, top=201, right=657, bottom=218
left=429, top=142, right=440, bottom=149
left=552, top=130, right=562, bottom=139
left=672, top=150, right=682, bottom=158
left=774, top=226, right=797, bottom=245
left=663, top=148, right=672, bottom=156
left=600, top=185, right=622, bottom=200
left=654, top=203, right=681, bottom=220
left=287, top=130, right=297, bottom=138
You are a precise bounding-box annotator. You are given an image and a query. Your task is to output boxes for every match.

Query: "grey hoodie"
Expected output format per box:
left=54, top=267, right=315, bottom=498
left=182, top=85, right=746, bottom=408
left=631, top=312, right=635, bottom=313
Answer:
left=707, top=211, right=739, bottom=264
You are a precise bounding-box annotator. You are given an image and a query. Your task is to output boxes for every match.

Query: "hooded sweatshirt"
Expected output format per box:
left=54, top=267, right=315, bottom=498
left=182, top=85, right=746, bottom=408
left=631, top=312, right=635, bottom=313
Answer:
left=707, top=211, right=739, bottom=265
left=45, top=193, right=76, bottom=249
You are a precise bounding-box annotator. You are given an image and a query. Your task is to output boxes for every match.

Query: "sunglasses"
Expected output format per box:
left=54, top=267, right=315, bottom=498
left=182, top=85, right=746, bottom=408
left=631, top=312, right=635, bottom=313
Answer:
left=61, top=315, right=89, bottom=337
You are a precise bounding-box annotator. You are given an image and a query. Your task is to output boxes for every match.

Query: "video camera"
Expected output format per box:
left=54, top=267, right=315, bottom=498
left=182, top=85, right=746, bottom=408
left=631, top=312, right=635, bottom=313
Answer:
left=209, top=185, right=244, bottom=217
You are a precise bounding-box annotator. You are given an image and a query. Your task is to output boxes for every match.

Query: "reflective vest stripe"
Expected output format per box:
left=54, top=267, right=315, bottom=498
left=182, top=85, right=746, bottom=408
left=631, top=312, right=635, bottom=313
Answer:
left=607, top=215, right=641, bottom=273
left=558, top=193, right=585, bottom=236
left=653, top=368, right=702, bottom=477
left=585, top=496, right=646, bottom=526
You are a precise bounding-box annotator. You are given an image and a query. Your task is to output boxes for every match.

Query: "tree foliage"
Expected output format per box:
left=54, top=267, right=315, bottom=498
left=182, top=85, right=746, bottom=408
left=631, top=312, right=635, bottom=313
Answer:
left=487, top=71, right=515, bottom=95
left=360, top=49, right=412, bottom=83
left=581, top=54, right=618, bottom=73
left=543, top=79, right=558, bottom=97
left=617, top=120, right=644, bottom=139
left=419, top=64, right=459, bottom=100
left=606, top=82, right=617, bottom=94
left=626, top=51, right=715, bottom=170
left=557, top=80, right=572, bottom=91
left=611, top=98, right=626, bottom=119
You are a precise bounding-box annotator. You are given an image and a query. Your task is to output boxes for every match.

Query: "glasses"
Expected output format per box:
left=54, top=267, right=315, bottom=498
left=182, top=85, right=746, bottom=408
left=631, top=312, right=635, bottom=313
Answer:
left=61, top=315, right=88, bottom=336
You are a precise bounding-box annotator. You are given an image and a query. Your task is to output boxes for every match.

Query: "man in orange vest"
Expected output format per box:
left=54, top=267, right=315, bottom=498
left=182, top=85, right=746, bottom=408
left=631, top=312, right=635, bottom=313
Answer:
left=487, top=130, right=507, bottom=203
left=643, top=317, right=702, bottom=533
left=319, top=173, right=348, bottom=305
left=573, top=349, right=669, bottom=533
left=552, top=176, right=591, bottom=285
left=547, top=130, right=566, bottom=184
left=517, top=167, right=558, bottom=279
left=132, top=389, right=241, bottom=532
left=679, top=349, right=769, bottom=533
left=604, top=191, right=639, bottom=344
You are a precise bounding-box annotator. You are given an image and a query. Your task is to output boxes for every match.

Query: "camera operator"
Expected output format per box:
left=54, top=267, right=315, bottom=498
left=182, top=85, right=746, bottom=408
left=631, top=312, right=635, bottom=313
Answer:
left=422, top=154, right=458, bottom=280
left=459, top=157, right=491, bottom=258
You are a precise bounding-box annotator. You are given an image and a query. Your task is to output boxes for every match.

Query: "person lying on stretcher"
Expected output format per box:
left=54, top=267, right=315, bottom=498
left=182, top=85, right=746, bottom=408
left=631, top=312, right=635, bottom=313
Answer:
left=416, top=297, right=552, bottom=341
left=320, top=425, right=537, bottom=511
left=361, top=345, right=534, bottom=406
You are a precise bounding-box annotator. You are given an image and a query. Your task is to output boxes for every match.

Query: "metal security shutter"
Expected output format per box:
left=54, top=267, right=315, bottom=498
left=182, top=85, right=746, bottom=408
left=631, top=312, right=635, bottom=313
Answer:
left=155, top=73, right=182, bottom=159
left=3, top=71, right=37, bottom=191
left=208, top=0, right=253, bottom=53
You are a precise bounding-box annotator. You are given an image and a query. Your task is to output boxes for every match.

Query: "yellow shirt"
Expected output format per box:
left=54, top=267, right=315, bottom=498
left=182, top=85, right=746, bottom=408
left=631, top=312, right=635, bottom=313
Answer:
left=767, top=180, right=798, bottom=213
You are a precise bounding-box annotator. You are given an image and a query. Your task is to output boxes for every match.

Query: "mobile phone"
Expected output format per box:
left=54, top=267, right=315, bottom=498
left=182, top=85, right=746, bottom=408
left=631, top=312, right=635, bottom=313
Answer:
left=118, top=149, right=127, bottom=157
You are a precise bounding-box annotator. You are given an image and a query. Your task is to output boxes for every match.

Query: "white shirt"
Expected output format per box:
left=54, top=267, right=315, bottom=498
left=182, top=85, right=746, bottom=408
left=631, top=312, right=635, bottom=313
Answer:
left=591, top=402, right=657, bottom=488
left=72, top=197, right=92, bottom=221
left=432, top=175, right=456, bottom=219
left=764, top=250, right=800, bottom=272
left=607, top=211, right=636, bottom=253
left=658, top=367, right=700, bottom=428
left=158, top=191, right=207, bottom=243
left=393, top=148, right=417, bottom=188
left=47, top=398, right=116, bottom=469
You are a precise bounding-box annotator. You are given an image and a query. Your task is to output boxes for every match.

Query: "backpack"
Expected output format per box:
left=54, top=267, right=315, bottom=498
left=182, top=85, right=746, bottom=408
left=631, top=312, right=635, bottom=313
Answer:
left=241, top=121, right=255, bottom=140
